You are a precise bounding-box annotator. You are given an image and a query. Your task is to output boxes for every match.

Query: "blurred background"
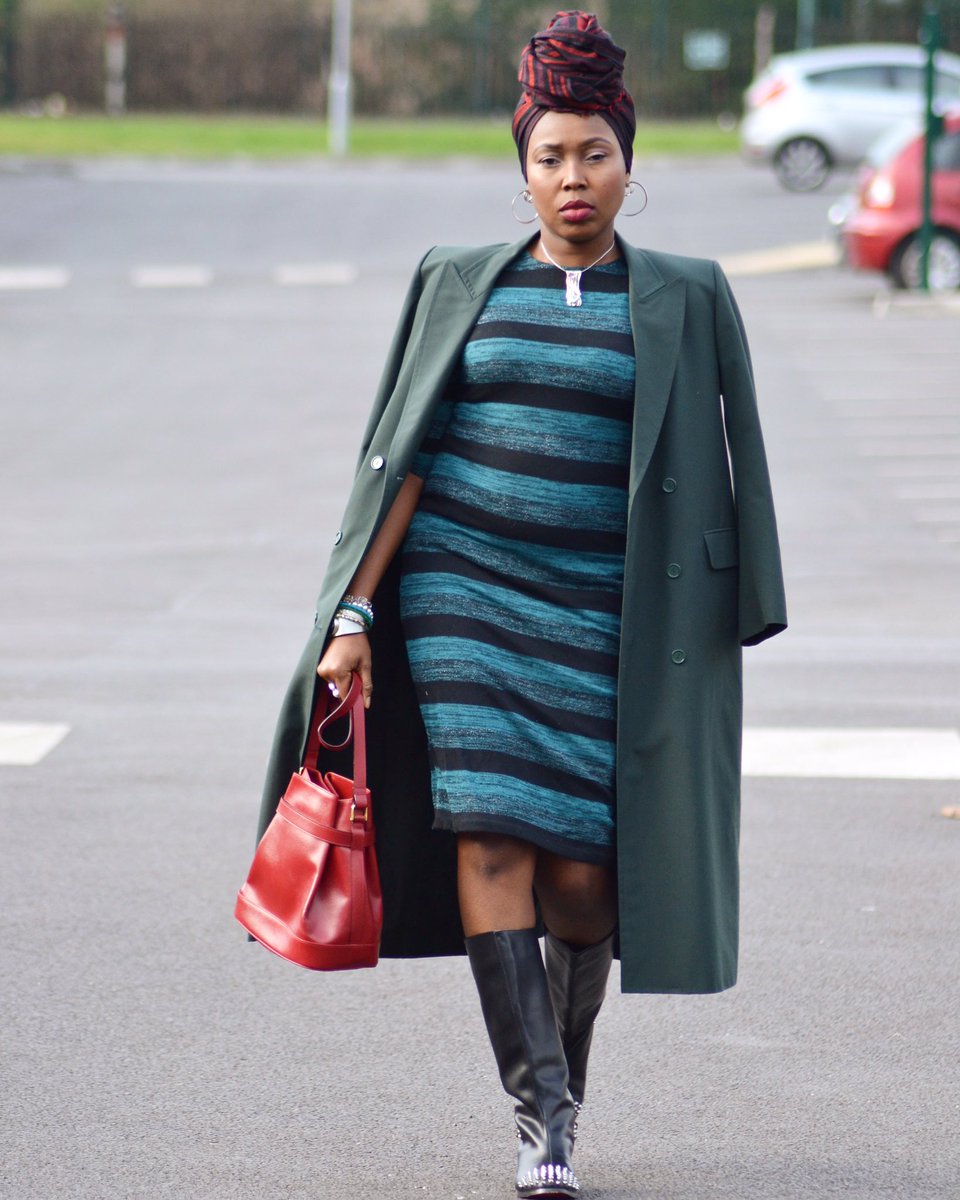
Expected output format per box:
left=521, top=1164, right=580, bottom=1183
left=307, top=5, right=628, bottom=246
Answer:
left=1, top=0, right=959, bottom=122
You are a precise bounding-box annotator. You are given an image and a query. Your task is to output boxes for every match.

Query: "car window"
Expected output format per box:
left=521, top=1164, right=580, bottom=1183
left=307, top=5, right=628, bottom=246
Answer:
left=890, top=66, right=924, bottom=92
left=934, top=73, right=960, bottom=101
left=891, top=65, right=960, bottom=101
left=933, top=132, right=960, bottom=171
left=805, top=65, right=891, bottom=90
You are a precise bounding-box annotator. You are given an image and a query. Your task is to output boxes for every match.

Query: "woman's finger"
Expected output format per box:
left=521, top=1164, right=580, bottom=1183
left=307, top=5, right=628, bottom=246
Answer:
left=360, top=662, right=374, bottom=709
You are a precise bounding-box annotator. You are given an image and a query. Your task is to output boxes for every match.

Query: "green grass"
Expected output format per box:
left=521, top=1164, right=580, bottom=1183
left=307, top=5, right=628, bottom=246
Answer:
left=0, top=113, right=738, bottom=160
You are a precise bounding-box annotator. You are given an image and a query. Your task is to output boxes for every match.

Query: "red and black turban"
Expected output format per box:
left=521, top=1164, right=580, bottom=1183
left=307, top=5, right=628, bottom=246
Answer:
left=512, top=10, right=636, bottom=179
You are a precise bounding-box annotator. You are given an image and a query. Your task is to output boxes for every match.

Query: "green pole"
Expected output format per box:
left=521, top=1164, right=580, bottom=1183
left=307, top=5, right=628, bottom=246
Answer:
left=1, top=0, right=18, bottom=106
left=918, top=5, right=942, bottom=292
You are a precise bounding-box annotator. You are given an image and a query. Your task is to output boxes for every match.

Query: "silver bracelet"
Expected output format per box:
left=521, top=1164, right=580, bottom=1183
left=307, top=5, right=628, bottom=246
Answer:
left=331, top=614, right=367, bottom=637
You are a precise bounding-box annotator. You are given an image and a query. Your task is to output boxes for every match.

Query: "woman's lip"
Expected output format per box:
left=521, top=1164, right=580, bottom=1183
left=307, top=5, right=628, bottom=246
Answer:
left=560, top=202, right=594, bottom=212
left=560, top=204, right=595, bottom=223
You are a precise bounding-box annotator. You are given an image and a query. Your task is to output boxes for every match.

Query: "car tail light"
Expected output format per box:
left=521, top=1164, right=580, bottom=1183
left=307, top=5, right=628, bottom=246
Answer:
left=748, top=77, right=789, bottom=109
left=864, top=173, right=896, bottom=208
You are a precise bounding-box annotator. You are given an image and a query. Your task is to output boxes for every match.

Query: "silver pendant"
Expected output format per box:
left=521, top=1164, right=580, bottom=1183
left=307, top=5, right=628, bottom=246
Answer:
left=564, top=270, right=583, bottom=307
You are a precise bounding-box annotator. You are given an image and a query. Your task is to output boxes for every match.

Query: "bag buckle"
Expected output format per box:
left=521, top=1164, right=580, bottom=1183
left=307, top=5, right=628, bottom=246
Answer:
left=350, top=801, right=369, bottom=823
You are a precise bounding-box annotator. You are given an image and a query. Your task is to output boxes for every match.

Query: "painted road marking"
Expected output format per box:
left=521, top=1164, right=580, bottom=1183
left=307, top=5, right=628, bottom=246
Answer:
left=131, top=266, right=214, bottom=289
left=841, top=420, right=960, bottom=438
left=1, top=720, right=956, bottom=777
left=912, top=507, right=960, bottom=523
left=0, top=722, right=70, bottom=765
left=837, top=402, right=959, bottom=418
left=0, top=241, right=845, bottom=293
left=273, top=262, right=358, bottom=286
left=0, top=267, right=71, bottom=290
left=858, top=441, right=960, bottom=458
left=876, top=462, right=960, bottom=478
left=893, top=484, right=960, bottom=501
left=718, top=240, right=838, bottom=278
left=743, top=727, right=960, bottom=780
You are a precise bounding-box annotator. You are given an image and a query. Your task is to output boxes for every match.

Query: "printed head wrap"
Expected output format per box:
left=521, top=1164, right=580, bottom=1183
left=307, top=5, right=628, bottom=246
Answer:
left=512, top=10, right=636, bottom=179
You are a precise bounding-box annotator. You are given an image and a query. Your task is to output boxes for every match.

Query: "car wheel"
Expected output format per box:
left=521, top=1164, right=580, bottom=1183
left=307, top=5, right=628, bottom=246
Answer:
left=890, top=231, right=960, bottom=290
left=773, top=138, right=831, bottom=192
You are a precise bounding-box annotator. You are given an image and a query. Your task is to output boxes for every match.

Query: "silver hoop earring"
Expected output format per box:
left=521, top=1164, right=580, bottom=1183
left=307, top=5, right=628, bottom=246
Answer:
left=622, top=179, right=648, bottom=217
left=512, top=188, right=538, bottom=225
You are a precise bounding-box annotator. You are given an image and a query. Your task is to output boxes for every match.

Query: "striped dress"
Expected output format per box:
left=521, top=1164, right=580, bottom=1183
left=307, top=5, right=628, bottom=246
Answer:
left=399, top=252, right=635, bottom=863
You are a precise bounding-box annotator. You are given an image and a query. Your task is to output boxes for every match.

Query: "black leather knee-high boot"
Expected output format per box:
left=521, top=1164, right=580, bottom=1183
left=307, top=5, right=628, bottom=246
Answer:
left=466, top=929, right=580, bottom=1198
left=544, top=930, right=615, bottom=1110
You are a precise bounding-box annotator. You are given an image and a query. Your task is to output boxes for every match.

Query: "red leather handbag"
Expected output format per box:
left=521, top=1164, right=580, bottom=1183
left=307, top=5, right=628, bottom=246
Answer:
left=235, top=673, right=383, bottom=970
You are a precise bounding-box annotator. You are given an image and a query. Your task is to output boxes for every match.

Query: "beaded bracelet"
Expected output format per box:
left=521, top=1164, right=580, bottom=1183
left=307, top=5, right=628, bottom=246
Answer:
left=339, top=593, right=374, bottom=629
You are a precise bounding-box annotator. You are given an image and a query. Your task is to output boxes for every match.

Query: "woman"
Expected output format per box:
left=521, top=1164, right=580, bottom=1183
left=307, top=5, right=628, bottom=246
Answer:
left=257, top=12, right=786, bottom=1198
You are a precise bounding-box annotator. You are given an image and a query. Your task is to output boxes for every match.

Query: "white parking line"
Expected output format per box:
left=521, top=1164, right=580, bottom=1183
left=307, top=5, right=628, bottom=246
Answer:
left=0, top=267, right=71, bottom=290
left=0, top=722, right=70, bottom=765
left=912, top=507, right=960, bottom=524
left=842, top=421, right=960, bottom=438
left=837, top=403, right=959, bottom=418
left=273, top=262, right=358, bottom=286
left=131, top=266, right=214, bottom=289
left=893, top=484, right=960, bottom=501
left=876, top=462, right=960, bottom=478
left=858, top=441, right=960, bottom=458
left=718, top=240, right=838, bottom=277
left=2, top=719, right=955, bottom=776
left=743, top=727, right=960, bottom=780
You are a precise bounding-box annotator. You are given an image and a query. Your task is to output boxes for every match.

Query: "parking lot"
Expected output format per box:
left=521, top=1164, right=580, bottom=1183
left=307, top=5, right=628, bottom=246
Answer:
left=1, top=156, right=958, bottom=1199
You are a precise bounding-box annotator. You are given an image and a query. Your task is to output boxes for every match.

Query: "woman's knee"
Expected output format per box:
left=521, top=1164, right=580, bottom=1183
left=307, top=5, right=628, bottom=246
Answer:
left=458, top=833, right=536, bottom=884
left=535, top=857, right=617, bottom=932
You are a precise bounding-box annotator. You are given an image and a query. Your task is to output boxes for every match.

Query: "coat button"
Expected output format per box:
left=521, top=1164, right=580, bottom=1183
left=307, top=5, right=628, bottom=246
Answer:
left=370, top=455, right=385, bottom=470
left=671, top=649, right=686, bottom=664
left=333, top=530, right=343, bottom=545
left=662, top=477, right=678, bottom=493
left=667, top=563, right=682, bottom=578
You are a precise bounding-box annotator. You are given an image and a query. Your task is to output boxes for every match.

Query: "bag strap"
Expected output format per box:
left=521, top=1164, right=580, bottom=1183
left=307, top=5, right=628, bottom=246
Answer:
left=316, top=672, right=367, bottom=799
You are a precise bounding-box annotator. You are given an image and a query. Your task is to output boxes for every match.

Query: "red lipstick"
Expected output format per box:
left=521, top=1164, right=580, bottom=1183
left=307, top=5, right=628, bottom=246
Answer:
left=560, top=201, right=595, bottom=223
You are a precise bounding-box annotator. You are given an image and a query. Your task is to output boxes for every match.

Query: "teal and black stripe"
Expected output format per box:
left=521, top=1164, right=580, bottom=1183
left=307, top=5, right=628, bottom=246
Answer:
left=400, top=253, right=635, bottom=863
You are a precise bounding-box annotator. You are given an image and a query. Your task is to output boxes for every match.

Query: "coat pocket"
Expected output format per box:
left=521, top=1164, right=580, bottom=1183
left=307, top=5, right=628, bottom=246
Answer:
left=703, top=527, right=739, bottom=570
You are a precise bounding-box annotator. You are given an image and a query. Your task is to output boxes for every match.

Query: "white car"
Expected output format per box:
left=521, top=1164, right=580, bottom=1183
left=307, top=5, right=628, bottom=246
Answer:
left=741, top=43, right=960, bottom=191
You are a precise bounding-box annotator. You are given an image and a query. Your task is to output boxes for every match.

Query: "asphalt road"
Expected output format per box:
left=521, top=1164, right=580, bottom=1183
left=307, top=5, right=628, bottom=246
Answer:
left=1, top=156, right=958, bottom=1200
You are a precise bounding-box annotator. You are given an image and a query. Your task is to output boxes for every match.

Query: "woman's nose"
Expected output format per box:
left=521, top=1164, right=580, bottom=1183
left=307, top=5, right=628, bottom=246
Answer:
left=562, top=159, right=586, bottom=188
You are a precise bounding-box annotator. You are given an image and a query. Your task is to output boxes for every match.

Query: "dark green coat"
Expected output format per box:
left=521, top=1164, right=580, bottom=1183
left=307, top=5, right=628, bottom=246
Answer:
left=257, top=236, right=787, bottom=994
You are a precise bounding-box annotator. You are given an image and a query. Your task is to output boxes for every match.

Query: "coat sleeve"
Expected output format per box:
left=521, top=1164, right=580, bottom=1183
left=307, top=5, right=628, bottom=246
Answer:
left=713, top=262, right=787, bottom=646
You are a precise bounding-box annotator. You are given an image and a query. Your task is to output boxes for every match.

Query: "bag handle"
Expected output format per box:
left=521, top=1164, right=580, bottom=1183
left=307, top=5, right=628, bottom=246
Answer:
left=316, top=672, right=367, bottom=804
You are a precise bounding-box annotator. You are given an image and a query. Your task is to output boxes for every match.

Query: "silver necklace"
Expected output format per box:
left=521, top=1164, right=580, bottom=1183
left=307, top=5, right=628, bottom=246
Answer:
left=538, top=238, right=617, bottom=307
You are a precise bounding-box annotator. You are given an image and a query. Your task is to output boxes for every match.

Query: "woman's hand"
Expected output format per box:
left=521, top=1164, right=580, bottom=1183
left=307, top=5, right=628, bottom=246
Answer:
left=317, top=633, right=373, bottom=709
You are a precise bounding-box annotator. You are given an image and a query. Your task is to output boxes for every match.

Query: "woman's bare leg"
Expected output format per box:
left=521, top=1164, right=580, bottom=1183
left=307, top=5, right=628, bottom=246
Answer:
left=457, top=833, right=538, bottom=935
left=534, top=851, right=617, bottom=946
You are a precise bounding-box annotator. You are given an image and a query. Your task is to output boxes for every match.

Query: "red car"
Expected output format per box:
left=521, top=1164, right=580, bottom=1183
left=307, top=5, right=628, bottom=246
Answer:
left=841, top=112, right=960, bottom=288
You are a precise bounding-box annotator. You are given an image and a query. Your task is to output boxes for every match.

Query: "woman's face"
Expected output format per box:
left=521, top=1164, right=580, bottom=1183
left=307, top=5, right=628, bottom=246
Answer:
left=524, top=110, right=629, bottom=256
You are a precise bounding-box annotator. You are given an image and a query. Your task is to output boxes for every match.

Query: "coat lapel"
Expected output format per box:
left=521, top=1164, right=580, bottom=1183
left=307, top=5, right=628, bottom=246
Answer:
left=622, top=242, right=687, bottom=495
left=397, top=238, right=532, bottom=434
left=394, top=236, right=686, bottom=496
